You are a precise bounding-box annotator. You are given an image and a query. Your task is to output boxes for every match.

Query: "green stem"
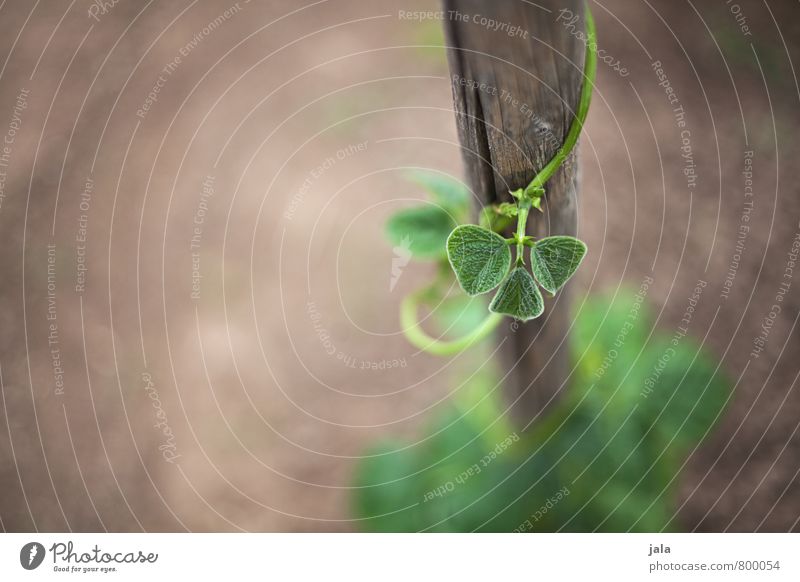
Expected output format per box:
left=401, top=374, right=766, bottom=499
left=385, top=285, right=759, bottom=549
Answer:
left=515, top=198, right=532, bottom=266
left=510, top=2, right=596, bottom=268
left=525, top=2, right=597, bottom=194
left=400, top=289, right=503, bottom=356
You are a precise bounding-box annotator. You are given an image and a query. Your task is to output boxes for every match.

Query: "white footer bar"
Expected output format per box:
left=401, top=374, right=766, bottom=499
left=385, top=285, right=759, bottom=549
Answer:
left=1, top=533, right=797, bottom=580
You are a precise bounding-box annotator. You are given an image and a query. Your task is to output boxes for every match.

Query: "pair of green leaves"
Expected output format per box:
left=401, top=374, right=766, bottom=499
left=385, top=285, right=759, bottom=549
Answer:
left=447, top=225, right=586, bottom=321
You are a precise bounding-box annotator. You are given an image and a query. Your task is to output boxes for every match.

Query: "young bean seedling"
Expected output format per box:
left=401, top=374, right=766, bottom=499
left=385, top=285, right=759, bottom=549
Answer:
left=387, top=4, right=596, bottom=354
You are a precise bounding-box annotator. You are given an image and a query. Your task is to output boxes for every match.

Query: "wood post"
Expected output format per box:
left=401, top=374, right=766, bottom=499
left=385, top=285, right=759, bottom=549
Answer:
left=443, top=0, right=585, bottom=426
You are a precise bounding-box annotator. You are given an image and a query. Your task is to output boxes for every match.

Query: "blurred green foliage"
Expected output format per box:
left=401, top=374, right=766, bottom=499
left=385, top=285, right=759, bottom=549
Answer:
left=353, top=291, right=731, bottom=532
left=385, top=171, right=471, bottom=261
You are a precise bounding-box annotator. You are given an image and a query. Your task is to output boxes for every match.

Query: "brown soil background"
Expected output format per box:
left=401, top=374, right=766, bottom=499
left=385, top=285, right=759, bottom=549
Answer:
left=0, top=0, right=798, bottom=531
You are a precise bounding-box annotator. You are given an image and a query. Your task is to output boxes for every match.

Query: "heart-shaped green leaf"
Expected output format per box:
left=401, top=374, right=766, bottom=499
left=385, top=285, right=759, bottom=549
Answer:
left=385, top=205, right=457, bottom=259
left=447, top=225, right=512, bottom=296
left=489, top=267, right=544, bottom=321
left=530, top=236, right=587, bottom=294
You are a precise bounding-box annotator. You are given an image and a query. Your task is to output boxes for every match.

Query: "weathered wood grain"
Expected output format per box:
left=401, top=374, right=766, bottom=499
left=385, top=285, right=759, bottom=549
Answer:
left=443, top=0, right=585, bottom=426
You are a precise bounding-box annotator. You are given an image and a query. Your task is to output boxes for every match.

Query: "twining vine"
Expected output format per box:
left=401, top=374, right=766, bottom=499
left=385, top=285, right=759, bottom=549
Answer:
left=387, top=4, right=597, bottom=356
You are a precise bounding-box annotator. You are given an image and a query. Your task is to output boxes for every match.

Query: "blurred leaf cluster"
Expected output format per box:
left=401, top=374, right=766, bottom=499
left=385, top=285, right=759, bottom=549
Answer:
left=354, top=291, right=731, bottom=531
left=385, top=171, right=472, bottom=260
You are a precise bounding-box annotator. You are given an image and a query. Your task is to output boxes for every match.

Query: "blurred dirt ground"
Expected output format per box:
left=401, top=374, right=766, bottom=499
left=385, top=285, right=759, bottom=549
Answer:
left=0, top=0, right=798, bottom=531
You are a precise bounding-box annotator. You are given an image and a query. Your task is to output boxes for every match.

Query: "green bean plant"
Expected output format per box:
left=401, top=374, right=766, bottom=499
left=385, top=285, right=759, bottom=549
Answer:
left=357, top=4, right=732, bottom=533
left=390, top=6, right=596, bottom=356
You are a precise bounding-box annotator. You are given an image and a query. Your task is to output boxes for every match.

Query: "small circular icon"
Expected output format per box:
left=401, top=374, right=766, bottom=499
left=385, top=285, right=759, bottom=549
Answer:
left=20, top=542, right=45, bottom=570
